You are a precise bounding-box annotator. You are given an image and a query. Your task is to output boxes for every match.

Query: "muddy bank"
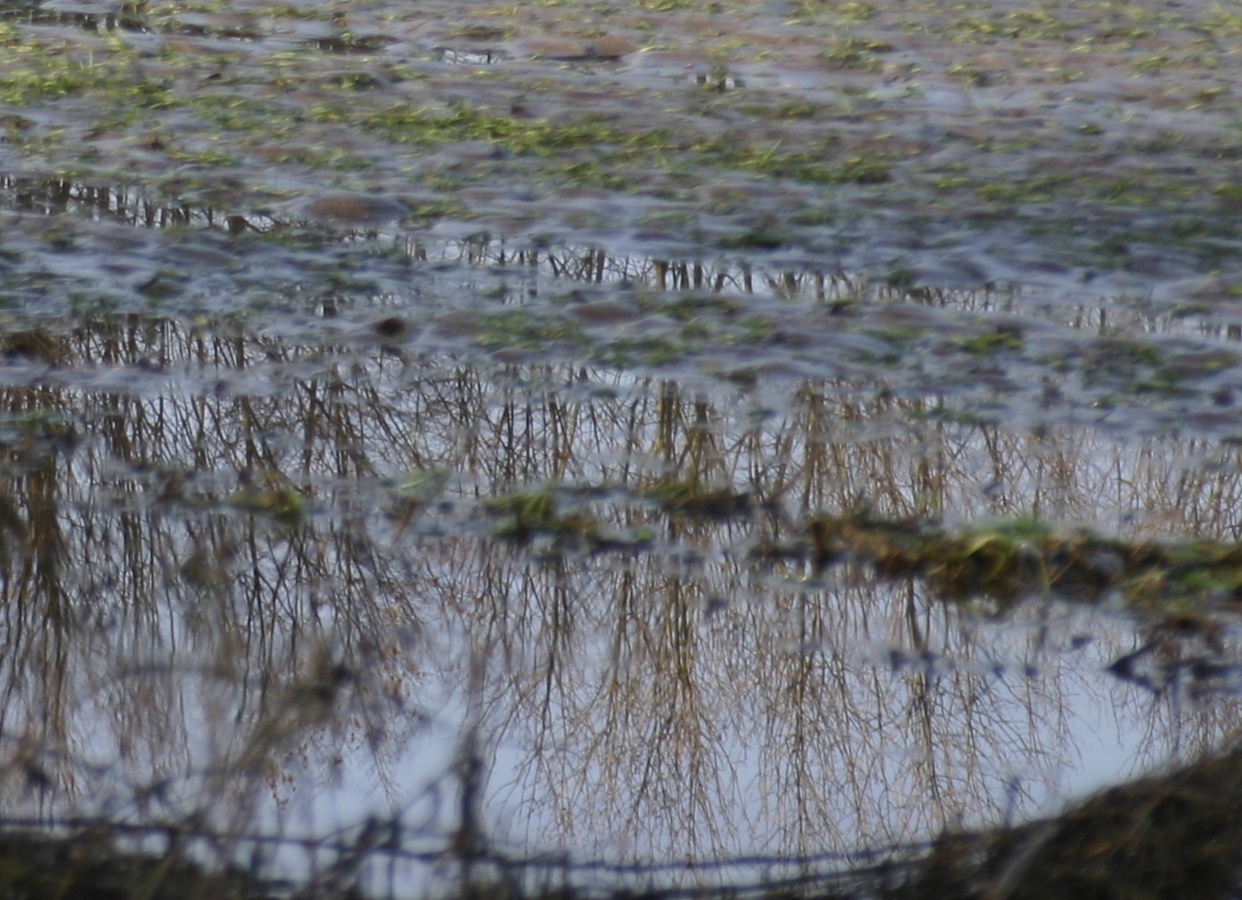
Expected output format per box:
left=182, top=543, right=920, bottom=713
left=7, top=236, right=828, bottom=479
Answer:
left=5, top=741, right=1242, bottom=899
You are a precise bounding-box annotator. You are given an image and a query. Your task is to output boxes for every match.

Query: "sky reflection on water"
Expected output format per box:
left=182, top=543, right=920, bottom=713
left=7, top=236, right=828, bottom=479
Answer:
left=0, top=318, right=1238, bottom=894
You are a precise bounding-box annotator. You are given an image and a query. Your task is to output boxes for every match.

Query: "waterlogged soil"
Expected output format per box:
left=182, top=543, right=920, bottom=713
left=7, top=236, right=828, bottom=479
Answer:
left=1, top=0, right=1242, bottom=280
left=4, top=184, right=1242, bottom=443
left=2, top=0, right=1242, bottom=898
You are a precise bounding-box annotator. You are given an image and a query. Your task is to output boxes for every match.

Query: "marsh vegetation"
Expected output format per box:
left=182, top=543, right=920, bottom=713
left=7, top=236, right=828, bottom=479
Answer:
left=2, top=0, right=1242, bottom=897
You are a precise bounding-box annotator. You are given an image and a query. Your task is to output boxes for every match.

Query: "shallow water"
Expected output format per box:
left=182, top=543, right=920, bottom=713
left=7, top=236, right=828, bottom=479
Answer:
left=0, top=264, right=1239, bottom=894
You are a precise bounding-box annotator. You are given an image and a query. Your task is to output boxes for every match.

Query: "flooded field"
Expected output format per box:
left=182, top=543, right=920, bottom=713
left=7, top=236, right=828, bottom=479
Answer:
left=3, top=0, right=1242, bottom=897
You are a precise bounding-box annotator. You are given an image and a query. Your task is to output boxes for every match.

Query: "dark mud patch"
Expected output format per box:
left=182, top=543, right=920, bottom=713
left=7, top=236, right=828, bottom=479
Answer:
left=0, top=828, right=276, bottom=900
left=900, top=745, right=1242, bottom=900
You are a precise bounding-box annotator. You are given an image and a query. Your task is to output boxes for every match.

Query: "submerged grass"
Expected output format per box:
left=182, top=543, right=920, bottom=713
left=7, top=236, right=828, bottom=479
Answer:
left=486, top=484, right=656, bottom=550
left=486, top=480, right=1242, bottom=615
left=797, top=511, right=1242, bottom=611
left=0, top=0, right=1239, bottom=265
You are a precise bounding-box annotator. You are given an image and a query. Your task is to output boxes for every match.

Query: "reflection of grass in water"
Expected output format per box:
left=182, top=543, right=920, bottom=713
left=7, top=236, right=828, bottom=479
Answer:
left=1, top=319, right=1242, bottom=896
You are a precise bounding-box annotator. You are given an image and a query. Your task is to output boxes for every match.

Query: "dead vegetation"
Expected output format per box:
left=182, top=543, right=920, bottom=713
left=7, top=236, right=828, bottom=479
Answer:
left=895, top=744, right=1242, bottom=900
